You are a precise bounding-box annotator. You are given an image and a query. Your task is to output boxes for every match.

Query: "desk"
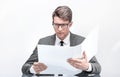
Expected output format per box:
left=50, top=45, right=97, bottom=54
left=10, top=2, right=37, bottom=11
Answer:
left=22, top=74, right=100, bottom=77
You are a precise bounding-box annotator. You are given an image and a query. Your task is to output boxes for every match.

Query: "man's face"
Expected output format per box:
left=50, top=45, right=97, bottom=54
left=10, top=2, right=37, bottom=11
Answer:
left=53, top=16, right=72, bottom=40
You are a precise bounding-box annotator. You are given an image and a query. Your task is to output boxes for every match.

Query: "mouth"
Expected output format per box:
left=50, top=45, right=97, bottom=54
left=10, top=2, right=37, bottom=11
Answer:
left=58, top=32, right=63, bottom=35
left=56, top=32, right=63, bottom=37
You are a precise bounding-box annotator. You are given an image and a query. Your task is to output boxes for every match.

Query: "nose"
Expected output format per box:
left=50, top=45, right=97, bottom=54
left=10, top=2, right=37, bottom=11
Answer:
left=58, top=26, right=62, bottom=31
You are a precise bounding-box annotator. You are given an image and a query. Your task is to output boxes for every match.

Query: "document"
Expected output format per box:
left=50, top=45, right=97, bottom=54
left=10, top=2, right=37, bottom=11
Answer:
left=38, top=45, right=83, bottom=75
left=37, top=26, right=99, bottom=75
left=81, top=26, right=99, bottom=61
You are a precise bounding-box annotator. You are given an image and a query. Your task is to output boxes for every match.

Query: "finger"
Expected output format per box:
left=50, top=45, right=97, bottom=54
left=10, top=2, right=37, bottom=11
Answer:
left=69, top=58, right=82, bottom=63
left=73, top=63, right=81, bottom=69
left=33, top=62, right=39, bottom=66
left=38, top=63, right=47, bottom=71
left=83, top=51, right=87, bottom=60
left=33, top=65, right=41, bottom=73
left=67, top=58, right=74, bottom=63
left=67, top=58, right=72, bottom=60
left=41, top=65, right=47, bottom=71
left=33, top=65, right=45, bottom=73
left=38, top=62, right=45, bottom=66
left=67, top=58, right=72, bottom=62
left=33, top=62, right=44, bottom=69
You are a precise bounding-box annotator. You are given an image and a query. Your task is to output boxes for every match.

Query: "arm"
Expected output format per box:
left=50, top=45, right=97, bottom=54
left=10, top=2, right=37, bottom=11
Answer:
left=21, top=36, right=53, bottom=75
left=21, top=47, right=38, bottom=75
left=75, top=56, right=101, bottom=77
left=85, top=56, right=101, bottom=74
left=67, top=51, right=101, bottom=75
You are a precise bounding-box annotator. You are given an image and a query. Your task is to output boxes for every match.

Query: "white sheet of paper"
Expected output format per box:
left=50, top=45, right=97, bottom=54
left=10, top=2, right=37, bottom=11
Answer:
left=37, top=26, right=99, bottom=75
left=81, top=26, right=99, bottom=61
left=38, top=45, right=83, bottom=75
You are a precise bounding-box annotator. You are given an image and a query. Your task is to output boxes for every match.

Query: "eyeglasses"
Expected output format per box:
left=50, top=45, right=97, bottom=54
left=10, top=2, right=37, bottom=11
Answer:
left=53, top=23, right=69, bottom=29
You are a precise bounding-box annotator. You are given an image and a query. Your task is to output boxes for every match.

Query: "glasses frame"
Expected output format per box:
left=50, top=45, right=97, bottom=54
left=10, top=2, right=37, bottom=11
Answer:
left=53, top=23, right=70, bottom=29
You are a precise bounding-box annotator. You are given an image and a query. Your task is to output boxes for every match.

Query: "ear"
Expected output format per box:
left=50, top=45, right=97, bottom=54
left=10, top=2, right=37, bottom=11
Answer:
left=68, top=21, right=73, bottom=28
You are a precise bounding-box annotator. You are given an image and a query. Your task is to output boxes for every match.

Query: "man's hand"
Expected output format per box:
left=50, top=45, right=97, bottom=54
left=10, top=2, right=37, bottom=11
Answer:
left=32, top=62, right=47, bottom=74
left=67, top=51, right=89, bottom=71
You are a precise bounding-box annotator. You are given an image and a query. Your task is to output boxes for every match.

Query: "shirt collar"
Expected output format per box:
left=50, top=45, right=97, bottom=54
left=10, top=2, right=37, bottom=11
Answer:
left=55, top=32, right=70, bottom=46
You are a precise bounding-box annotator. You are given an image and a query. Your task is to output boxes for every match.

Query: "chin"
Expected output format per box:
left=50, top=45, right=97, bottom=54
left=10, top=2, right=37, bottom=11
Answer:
left=59, top=36, right=65, bottom=40
left=57, top=34, right=65, bottom=40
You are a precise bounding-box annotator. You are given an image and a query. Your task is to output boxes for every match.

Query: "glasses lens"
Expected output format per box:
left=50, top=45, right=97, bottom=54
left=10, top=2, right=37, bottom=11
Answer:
left=53, top=23, right=69, bottom=29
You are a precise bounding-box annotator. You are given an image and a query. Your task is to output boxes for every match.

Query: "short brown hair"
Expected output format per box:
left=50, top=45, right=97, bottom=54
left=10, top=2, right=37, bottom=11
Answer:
left=52, top=6, right=72, bottom=23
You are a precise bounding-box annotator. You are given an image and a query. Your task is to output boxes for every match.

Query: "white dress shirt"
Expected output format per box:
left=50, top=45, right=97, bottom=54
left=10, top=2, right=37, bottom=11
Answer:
left=55, top=33, right=70, bottom=46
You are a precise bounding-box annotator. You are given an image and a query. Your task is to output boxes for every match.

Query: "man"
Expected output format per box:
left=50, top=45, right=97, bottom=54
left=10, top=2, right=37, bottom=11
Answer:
left=22, top=6, right=101, bottom=77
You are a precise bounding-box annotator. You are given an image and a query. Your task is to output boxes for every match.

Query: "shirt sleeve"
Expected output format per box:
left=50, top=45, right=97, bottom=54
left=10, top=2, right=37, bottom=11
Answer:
left=86, top=63, right=92, bottom=72
left=30, top=65, right=36, bottom=74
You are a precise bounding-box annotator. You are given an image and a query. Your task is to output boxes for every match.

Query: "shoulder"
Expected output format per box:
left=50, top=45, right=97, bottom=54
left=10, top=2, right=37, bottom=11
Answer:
left=70, top=32, right=85, bottom=41
left=70, top=32, right=85, bottom=46
left=40, top=34, right=55, bottom=41
left=71, top=33, right=85, bottom=39
left=38, top=34, right=55, bottom=45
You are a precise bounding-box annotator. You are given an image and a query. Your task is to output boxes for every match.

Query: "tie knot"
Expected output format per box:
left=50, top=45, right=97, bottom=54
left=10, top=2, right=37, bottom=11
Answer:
left=60, top=41, right=64, bottom=46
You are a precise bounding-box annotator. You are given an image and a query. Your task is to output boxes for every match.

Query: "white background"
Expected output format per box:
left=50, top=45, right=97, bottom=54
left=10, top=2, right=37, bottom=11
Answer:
left=0, top=0, right=120, bottom=77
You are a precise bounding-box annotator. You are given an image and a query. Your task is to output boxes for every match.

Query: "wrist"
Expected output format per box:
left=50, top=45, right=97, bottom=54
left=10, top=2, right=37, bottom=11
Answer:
left=86, top=63, right=92, bottom=72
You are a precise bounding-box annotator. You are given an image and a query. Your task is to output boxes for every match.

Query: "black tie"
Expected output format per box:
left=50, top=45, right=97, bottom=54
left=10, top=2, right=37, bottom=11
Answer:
left=60, top=41, right=64, bottom=46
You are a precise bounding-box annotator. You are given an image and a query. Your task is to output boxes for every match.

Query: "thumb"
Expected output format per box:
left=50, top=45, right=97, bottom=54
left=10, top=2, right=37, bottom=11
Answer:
left=83, top=51, right=87, bottom=60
